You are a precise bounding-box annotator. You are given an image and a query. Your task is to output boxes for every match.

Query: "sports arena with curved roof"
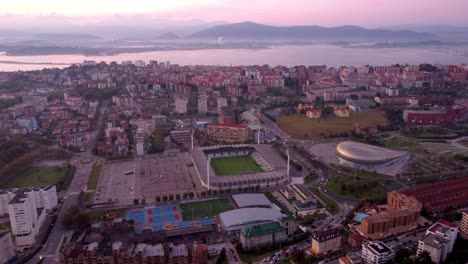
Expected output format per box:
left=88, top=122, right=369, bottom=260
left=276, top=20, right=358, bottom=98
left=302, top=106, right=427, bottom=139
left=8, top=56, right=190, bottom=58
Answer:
left=336, top=141, right=406, bottom=165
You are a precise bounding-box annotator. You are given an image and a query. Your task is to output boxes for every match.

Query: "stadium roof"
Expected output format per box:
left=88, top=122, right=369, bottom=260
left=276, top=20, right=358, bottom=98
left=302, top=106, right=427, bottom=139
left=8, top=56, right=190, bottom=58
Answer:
left=219, top=208, right=285, bottom=231
left=336, top=141, right=405, bottom=164
left=232, top=193, right=272, bottom=208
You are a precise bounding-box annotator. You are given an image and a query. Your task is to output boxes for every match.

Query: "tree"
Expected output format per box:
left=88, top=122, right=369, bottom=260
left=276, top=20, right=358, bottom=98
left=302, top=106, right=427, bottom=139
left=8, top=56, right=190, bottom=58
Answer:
left=133, top=199, right=140, bottom=205
left=216, top=248, right=226, bottom=264
left=148, top=127, right=166, bottom=154
left=290, top=250, right=305, bottom=264
left=74, top=213, right=90, bottom=231
left=394, top=248, right=413, bottom=264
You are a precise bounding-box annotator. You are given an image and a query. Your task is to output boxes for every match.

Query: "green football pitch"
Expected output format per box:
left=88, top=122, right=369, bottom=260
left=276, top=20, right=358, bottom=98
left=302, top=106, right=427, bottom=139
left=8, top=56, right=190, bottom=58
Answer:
left=210, top=155, right=263, bottom=176
left=180, top=199, right=233, bottom=220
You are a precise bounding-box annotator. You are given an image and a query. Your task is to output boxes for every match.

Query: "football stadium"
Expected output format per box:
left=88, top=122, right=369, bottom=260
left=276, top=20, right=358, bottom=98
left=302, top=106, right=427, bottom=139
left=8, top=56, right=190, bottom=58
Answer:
left=191, top=144, right=288, bottom=190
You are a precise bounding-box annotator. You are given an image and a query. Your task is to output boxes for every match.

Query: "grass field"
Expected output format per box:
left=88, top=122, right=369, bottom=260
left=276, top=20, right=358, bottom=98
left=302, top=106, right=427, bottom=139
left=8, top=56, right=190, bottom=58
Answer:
left=2, top=166, right=68, bottom=188
left=210, top=155, right=263, bottom=176
left=331, top=164, right=390, bottom=179
left=87, top=162, right=102, bottom=190
left=277, top=110, right=387, bottom=139
left=309, top=187, right=339, bottom=213
left=180, top=198, right=233, bottom=221
left=326, top=178, right=386, bottom=201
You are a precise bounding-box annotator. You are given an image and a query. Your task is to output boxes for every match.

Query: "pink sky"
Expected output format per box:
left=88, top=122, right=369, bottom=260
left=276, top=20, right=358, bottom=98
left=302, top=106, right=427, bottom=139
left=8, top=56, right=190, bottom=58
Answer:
left=2, top=0, right=468, bottom=26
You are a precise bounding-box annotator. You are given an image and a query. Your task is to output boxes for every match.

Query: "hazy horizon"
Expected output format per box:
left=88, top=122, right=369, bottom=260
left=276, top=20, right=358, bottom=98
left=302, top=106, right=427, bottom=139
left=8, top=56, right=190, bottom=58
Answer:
left=1, top=0, right=468, bottom=29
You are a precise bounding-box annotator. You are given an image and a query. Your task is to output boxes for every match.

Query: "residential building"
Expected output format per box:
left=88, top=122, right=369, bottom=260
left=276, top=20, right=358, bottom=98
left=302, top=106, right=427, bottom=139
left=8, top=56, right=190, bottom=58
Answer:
left=348, top=233, right=365, bottom=250
left=361, top=241, right=394, bottom=264
left=198, top=93, right=208, bottom=114
left=240, top=221, right=288, bottom=251
left=416, top=219, right=459, bottom=264
left=0, top=232, right=14, bottom=263
left=217, top=97, right=228, bottom=112
left=60, top=241, right=208, bottom=264
left=207, top=124, right=249, bottom=143
left=461, top=211, right=468, bottom=240
left=310, top=228, right=342, bottom=255
left=339, top=252, right=363, bottom=264
left=395, top=177, right=468, bottom=213
left=217, top=107, right=235, bottom=125
left=306, top=109, right=322, bottom=119
left=0, top=186, right=57, bottom=249
left=174, top=96, right=189, bottom=114
left=112, top=95, right=134, bottom=108
left=334, top=107, right=350, bottom=117
left=357, top=191, right=422, bottom=238
left=417, top=234, right=450, bottom=264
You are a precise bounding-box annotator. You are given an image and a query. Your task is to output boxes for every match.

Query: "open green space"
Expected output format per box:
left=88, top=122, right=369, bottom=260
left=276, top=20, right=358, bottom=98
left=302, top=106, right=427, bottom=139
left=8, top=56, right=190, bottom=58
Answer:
left=326, top=178, right=386, bottom=201
left=180, top=198, right=233, bottom=221
left=87, top=162, right=102, bottom=190
left=277, top=110, right=387, bottom=139
left=381, top=136, right=425, bottom=153
left=210, top=155, right=263, bottom=176
left=2, top=166, right=69, bottom=188
left=309, top=187, right=339, bottom=213
left=331, top=164, right=390, bottom=179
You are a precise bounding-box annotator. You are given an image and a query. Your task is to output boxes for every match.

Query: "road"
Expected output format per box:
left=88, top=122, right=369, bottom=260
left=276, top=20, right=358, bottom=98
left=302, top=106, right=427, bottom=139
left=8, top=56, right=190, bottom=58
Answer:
left=28, top=107, right=106, bottom=264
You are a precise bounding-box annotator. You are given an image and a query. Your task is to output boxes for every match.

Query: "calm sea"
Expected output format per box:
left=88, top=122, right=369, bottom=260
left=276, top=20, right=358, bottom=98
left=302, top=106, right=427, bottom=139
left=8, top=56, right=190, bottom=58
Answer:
left=0, top=45, right=467, bottom=72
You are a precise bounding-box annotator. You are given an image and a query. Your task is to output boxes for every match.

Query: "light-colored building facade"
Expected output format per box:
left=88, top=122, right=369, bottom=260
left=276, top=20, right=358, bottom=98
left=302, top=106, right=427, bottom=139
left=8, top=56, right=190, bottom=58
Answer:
left=217, top=97, right=228, bottom=113
left=460, top=211, right=468, bottom=240
left=0, top=186, right=57, bottom=249
left=361, top=241, right=394, bottom=264
left=174, top=96, right=189, bottom=114
left=417, top=234, right=450, bottom=264
left=198, top=93, right=208, bottom=114
left=417, top=219, right=459, bottom=264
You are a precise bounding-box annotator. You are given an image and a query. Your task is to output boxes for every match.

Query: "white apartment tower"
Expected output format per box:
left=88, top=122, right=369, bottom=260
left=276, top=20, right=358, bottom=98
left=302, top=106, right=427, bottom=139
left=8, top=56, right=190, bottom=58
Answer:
left=0, top=186, right=57, bottom=249
left=198, top=93, right=208, bottom=114
left=174, top=96, right=189, bottom=114
left=217, top=97, right=228, bottom=113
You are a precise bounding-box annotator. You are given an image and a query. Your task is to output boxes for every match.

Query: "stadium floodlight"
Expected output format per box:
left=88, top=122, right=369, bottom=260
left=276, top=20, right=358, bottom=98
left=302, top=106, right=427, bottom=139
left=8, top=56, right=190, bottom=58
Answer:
left=206, top=157, right=211, bottom=189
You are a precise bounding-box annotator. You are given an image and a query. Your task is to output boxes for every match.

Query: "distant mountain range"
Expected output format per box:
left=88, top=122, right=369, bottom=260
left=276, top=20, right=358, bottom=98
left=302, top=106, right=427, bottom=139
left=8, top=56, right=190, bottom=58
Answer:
left=188, top=21, right=438, bottom=41
left=158, top=32, right=180, bottom=40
